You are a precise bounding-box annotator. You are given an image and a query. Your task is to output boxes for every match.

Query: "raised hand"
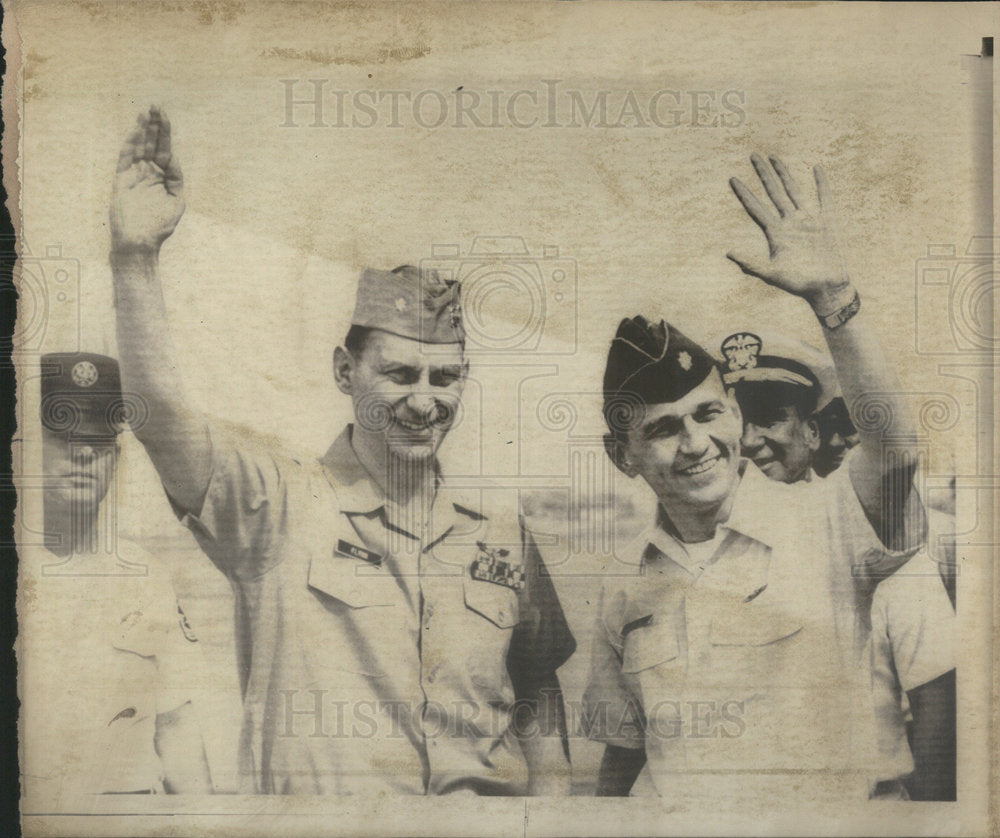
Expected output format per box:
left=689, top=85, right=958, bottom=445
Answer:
left=110, top=106, right=185, bottom=253
left=726, top=154, right=853, bottom=314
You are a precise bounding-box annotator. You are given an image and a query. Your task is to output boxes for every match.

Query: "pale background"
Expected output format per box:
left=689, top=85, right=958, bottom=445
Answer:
left=10, top=1, right=996, bottom=834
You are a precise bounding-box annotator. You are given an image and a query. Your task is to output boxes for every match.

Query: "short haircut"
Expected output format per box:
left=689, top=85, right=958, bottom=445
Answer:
left=343, top=324, right=375, bottom=357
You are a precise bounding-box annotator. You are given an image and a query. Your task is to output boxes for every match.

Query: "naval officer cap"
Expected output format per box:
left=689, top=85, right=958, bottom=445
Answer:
left=40, top=352, right=130, bottom=437
left=351, top=265, right=465, bottom=344
left=603, top=316, right=718, bottom=435
left=717, top=330, right=836, bottom=413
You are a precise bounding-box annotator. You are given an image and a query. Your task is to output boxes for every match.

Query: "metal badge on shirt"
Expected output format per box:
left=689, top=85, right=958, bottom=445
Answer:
left=336, top=538, right=383, bottom=567
left=471, top=541, right=524, bottom=591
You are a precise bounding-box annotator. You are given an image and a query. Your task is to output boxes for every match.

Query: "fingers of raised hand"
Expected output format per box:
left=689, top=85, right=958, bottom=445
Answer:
left=750, top=153, right=796, bottom=217
left=116, top=126, right=143, bottom=173
left=768, top=156, right=807, bottom=211
left=729, top=176, right=775, bottom=234
left=150, top=106, right=174, bottom=171
left=813, top=165, right=833, bottom=209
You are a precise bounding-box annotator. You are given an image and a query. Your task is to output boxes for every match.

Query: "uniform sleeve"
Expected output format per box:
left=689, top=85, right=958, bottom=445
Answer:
left=822, top=455, right=919, bottom=579
left=172, top=424, right=291, bottom=579
left=153, top=598, right=212, bottom=716
left=879, top=557, right=956, bottom=693
left=580, top=585, right=645, bottom=750
left=506, top=529, right=576, bottom=702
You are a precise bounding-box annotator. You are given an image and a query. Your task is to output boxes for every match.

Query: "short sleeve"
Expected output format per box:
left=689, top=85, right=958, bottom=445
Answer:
left=173, top=424, right=292, bottom=579
left=580, top=585, right=646, bottom=750
left=821, top=456, right=918, bottom=578
left=153, top=598, right=212, bottom=716
left=875, top=555, right=956, bottom=693
left=506, top=529, right=576, bottom=701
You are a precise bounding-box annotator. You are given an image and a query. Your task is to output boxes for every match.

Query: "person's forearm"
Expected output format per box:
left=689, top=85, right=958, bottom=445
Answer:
left=518, top=683, right=571, bottom=795
left=596, top=744, right=645, bottom=796
left=813, top=287, right=924, bottom=548
left=112, top=247, right=211, bottom=512
left=812, top=286, right=917, bottom=459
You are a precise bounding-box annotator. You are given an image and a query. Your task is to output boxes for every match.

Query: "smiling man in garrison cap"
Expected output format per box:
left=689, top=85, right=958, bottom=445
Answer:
left=105, top=107, right=574, bottom=795
left=582, top=155, right=925, bottom=804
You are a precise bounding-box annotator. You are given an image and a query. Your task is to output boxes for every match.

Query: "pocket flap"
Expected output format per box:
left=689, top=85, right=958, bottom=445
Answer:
left=307, top=556, right=397, bottom=608
left=709, top=601, right=803, bottom=647
left=622, top=620, right=680, bottom=673
left=463, top=577, right=519, bottom=628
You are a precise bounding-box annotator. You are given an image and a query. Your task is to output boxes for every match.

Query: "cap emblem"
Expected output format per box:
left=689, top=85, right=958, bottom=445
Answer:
left=71, top=361, right=99, bottom=388
left=678, top=350, right=692, bottom=371
left=721, top=332, right=762, bottom=373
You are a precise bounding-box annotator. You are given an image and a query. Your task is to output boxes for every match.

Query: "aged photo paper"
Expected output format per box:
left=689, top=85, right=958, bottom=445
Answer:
left=5, top=1, right=997, bottom=836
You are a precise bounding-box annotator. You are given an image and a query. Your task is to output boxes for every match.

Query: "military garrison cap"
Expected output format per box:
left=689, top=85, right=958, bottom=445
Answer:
left=40, top=352, right=129, bottom=436
left=350, top=265, right=464, bottom=344
left=603, top=316, right=717, bottom=434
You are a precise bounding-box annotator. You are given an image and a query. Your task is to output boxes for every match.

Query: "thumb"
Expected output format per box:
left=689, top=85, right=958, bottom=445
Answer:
left=726, top=251, right=771, bottom=281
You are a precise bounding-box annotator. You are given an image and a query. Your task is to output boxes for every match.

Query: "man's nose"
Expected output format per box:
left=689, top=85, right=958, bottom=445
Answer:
left=678, top=415, right=710, bottom=454
left=740, top=422, right=765, bottom=452
left=404, top=389, right=437, bottom=420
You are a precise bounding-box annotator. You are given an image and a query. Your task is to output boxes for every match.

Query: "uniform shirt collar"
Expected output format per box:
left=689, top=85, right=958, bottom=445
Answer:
left=319, top=425, right=489, bottom=528
left=716, top=458, right=784, bottom=548
left=644, top=458, right=782, bottom=566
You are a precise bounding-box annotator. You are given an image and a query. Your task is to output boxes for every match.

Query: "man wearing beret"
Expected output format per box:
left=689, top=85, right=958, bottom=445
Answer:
left=21, top=352, right=212, bottom=807
left=106, top=107, right=574, bottom=794
left=582, top=155, right=924, bottom=803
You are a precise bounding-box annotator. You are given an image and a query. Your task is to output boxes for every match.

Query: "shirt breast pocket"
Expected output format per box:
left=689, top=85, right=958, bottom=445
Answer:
left=463, top=576, right=520, bottom=629
left=462, top=577, right=519, bottom=702
left=305, top=557, right=399, bottom=678
left=621, top=620, right=683, bottom=709
left=708, top=600, right=804, bottom=688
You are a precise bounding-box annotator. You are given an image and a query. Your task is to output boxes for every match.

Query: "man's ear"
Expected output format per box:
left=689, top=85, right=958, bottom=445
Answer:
left=604, top=433, right=638, bottom=478
left=333, top=346, right=355, bottom=395
left=805, top=416, right=821, bottom=451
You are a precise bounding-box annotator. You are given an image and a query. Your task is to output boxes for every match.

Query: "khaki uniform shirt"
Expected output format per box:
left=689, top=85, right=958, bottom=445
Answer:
left=20, top=540, right=204, bottom=810
left=178, top=425, right=574, bottom=795
left=582, top=460, right=914, bottom=804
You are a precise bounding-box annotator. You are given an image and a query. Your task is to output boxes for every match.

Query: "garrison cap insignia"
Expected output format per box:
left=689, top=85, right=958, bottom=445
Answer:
left=678, top=351, right=692, bottom=371
left=721, top=332, right=762, bottom=373
left=471, top=541, right=524, bottom=591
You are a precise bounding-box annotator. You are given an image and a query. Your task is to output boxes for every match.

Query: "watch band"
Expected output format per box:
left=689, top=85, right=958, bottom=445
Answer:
left=818, top=288, right=861, bottom=330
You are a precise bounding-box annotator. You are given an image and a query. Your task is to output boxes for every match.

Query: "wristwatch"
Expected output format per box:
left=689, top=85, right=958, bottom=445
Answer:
left=818, top=288, right=861, bottom=330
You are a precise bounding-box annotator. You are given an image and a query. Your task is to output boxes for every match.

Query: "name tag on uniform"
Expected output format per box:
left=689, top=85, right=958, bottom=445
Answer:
left=336, top=539, right=383, bottom=567
left=471, top=542, right=524, bottom=591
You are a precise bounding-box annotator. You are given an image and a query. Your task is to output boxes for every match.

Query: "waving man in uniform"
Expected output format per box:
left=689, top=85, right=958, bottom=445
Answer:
left=108, top=107, right=575, bottom=795
left=582, top=156, right=924, bottom=803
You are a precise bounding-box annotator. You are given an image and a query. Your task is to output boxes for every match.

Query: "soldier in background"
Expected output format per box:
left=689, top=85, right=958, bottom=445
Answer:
left=718, top=331, right=835, bottom=484
left=814, top=396, right=860, bottom=478
left=20, top=352, right=212, bottom=808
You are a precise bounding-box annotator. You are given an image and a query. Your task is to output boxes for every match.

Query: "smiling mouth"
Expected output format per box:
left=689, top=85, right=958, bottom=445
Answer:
left=677, top=455, right=721, bottom=476
left=392, top=418, right=434, bottom=436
